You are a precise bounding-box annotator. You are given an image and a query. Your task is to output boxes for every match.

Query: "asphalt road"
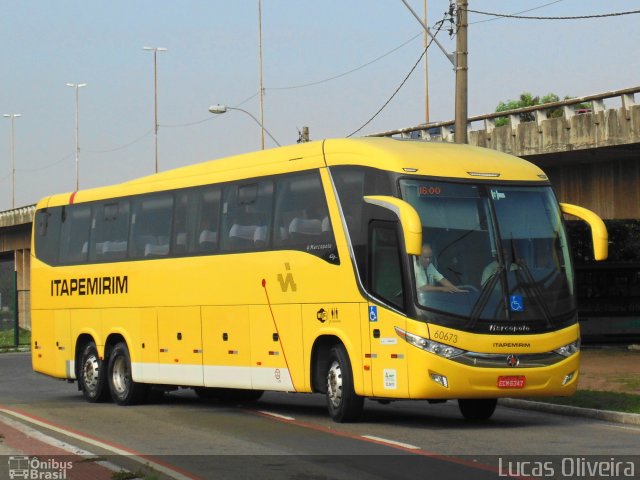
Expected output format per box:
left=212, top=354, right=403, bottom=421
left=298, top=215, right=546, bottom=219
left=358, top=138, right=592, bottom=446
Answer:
left=1, top=352, right=639, bottom=479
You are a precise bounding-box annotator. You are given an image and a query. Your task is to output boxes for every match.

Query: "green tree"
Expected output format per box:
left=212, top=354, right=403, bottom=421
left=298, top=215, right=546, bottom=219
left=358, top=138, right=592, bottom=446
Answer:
left=494, top=92, right=589, bottom=127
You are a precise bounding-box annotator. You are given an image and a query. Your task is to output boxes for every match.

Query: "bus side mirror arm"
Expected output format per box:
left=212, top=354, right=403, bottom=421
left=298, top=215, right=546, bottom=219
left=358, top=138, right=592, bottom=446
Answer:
left=560, top=203, right=608, bottom=261
left=364, top=195, right=422, bottom=256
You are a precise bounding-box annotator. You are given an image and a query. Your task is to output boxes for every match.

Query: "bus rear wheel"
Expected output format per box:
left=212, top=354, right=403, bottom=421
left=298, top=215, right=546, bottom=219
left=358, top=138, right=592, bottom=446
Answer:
left=79, top=342, right=109, bottom=402
left=458, top=398, right=497, bottom=421
left=326, top=344, right=364, bottom=423
left=107, top=342, right=149, bottom=405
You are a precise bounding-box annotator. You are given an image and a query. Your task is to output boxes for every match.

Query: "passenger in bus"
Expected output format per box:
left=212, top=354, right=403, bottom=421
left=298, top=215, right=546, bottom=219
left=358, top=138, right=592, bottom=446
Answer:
left=415, top=243, right=466, bottom=293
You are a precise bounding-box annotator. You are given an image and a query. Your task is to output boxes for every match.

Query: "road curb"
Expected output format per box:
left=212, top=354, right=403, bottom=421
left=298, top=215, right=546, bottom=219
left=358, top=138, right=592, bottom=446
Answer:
left=500, top=398, right=640, bottom=426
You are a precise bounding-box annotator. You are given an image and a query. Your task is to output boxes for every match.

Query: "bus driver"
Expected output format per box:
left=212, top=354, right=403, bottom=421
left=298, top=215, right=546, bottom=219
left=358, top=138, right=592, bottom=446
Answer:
left=414, top=243, right=465, bottom=293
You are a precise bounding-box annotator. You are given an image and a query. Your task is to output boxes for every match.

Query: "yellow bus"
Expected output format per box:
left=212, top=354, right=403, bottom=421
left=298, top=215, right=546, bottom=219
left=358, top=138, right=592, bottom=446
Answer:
left=31, top=137, right=607, bottom=422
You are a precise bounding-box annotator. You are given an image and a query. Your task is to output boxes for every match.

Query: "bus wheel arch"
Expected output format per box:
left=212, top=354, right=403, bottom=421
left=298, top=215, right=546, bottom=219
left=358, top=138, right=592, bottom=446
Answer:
left=311, top=335, right=342, bottom=393
left=311, top=335, right=364, bottom=422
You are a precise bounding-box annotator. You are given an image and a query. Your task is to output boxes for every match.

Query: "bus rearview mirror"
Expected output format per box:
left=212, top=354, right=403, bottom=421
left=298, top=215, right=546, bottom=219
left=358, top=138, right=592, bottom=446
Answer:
left=560, top=203, right=608, bottom=261
left=364, top=195, right=422, bottom=256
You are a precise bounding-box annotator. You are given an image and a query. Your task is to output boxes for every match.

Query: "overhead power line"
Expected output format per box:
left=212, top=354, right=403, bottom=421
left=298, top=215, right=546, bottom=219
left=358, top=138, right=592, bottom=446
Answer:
left=347, top=18, right=446, bottom=138
left=84, top=129, right=153, bottom=154
left=17, top=153, right=74, bottom=173
left=267, top=32, right=423, bottom=91
left=466, top=8, right=640, bottom=21
left=470, top=0, right=565, bottom=24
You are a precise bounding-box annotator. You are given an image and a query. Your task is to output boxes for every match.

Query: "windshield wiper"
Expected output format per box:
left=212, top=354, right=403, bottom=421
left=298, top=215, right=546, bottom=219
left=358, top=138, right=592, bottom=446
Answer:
left=510, top=239, right=553, bottom=327
left=467, top=264, right=504, bottom=329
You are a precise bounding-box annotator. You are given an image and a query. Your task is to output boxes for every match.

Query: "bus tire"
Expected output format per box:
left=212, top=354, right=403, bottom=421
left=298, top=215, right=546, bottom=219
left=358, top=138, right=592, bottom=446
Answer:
left=458, top=398, right=497, bottom=421
left=326, top=344, right=364, bottom=423
left=107, top=342, right=148, bottom=405
left=79, top=342, right=109, bottom=403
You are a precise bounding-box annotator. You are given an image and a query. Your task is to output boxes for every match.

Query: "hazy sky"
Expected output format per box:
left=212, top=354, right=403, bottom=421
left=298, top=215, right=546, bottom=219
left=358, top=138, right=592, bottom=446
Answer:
left=1, top=0, right=639, bottom=208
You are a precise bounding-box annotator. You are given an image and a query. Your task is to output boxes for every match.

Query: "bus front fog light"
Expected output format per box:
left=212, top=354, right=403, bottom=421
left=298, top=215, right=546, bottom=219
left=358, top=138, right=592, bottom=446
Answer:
left=430, top=372, right=449, bottom=388
left=562, top=371, right=575, bottom=385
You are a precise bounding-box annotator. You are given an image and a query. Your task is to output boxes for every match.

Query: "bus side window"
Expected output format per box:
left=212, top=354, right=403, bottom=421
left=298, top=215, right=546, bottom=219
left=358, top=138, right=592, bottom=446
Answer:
left=129, top=194, right=173, bottom=259
left=59, top=204, right=92, bottom=265
left=174, top=191, right=195, bottom=254
left=222, top=181, right=273, bottom=252
left=192, top=186, right=221, bottom=254
left=90, top=201, right=130, bottom=262
left=273, top=171, right=336, bottom=262
left=35, top=207, right=62, bottom=266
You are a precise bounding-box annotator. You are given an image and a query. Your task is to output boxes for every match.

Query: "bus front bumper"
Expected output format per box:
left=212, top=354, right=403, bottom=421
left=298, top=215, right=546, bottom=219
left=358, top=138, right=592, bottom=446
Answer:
left=407, top=351, right=580, bottom=400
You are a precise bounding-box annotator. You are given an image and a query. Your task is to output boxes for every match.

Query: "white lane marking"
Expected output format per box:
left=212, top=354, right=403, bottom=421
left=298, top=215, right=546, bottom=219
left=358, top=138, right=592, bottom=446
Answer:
left=258, top=410, right=296, bottom=421
left=361, top=435, right=420, bottom=450
left=0, top=408, right=196, bottom=480
left=0, top=414, right=123, bottom=473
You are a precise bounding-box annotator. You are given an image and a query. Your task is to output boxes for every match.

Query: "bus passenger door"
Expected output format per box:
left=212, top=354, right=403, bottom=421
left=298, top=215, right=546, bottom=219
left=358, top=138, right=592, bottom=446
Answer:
left=367, top=305, right=408, bottom=398
left=201, top=306, right=252, bottom=389
left=157, top=307, right=203, bottom=386
left=368, top=222, right=409, bottom=398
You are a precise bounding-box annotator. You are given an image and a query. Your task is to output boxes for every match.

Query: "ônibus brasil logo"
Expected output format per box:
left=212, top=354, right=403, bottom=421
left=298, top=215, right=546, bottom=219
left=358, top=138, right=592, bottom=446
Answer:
left=8, top=456, right=72, bottom=480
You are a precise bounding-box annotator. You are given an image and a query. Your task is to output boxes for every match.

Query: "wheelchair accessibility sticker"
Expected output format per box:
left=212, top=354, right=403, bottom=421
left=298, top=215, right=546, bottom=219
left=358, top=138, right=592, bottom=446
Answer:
left=369, top=306, right=378, bottom=322
left=510, top=295, right=524, bottom=312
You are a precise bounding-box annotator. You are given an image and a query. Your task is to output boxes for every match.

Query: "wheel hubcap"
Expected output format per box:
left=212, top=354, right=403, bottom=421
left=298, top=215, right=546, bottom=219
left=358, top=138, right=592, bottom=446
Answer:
left=83, top=355, right=100, bottom=393
left=111, top=355, right=128, bottom=395
left=327, top=360, right=343, bottom=409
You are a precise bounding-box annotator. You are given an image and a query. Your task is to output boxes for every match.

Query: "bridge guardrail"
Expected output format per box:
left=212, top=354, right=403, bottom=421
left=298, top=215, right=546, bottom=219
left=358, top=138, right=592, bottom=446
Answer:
left=370, top=85, right=640, bottom=142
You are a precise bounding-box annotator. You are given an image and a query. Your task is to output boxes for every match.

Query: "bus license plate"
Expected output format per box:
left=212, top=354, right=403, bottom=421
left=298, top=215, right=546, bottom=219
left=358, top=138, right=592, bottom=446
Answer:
left=497, top=376, right=526, bottom=389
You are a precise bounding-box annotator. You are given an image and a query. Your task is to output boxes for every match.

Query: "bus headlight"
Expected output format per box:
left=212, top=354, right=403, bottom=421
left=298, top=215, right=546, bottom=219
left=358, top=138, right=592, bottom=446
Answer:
left=553, top=339, right=580, bottom=358
left=394, top=327, right=465, bottom=359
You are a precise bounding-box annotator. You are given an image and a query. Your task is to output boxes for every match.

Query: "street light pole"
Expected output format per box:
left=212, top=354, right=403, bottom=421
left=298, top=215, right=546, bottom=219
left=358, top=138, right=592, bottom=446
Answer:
left=66, top=83, right=87, bottom=191
left=3, top=113, right=21, bottom=209
left=143, top=46, right=168, bottom=172
left=208, top=104, right=281, bottom=147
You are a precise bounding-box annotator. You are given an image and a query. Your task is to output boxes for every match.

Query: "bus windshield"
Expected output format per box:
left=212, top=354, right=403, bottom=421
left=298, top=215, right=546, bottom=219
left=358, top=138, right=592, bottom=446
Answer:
left=399, top=180, right=575, bottom=329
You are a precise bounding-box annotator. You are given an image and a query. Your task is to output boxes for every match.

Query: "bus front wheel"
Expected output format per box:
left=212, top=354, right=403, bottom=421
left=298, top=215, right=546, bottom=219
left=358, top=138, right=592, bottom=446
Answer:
left=326, top=344, right=364, bottom=423
left=107, top=342, right=148, bottom=405
left=79, top=342, right=108, bottom=402
left=458, top=398, right=497, bottom=421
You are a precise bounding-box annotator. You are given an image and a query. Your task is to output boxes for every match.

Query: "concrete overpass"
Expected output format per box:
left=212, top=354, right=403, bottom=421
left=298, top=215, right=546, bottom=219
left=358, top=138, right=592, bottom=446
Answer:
left=0, top=206, right=34, bottom=331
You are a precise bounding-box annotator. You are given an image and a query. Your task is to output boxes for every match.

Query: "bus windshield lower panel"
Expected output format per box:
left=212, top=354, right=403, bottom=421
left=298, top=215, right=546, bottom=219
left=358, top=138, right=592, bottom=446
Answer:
left=400, top=180, right=575, bottom=332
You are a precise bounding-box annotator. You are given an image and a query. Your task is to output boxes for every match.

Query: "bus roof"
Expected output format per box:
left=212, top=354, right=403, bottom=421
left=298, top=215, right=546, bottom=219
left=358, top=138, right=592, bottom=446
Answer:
left=323, top=138, right=547, bottom=181
left=39, top=138, right=547, bottom=208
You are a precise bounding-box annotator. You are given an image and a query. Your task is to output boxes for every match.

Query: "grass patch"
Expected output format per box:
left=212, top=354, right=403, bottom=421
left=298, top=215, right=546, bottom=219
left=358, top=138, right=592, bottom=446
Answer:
left=531, top=390, right=640, bottom=414
left=0, top=327, right=31, bottom=347
left=614, top=375, right=640, bottom=390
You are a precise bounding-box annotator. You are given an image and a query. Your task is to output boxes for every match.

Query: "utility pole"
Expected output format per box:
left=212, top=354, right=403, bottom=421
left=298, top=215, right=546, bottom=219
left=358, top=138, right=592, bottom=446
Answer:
left=454, top=0, right=468, bottom=144
left=423, top=0, right=429, bottom=125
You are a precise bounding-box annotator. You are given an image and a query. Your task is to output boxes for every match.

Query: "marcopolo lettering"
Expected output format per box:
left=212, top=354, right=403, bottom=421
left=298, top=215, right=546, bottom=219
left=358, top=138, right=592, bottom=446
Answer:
left=51, top=276, right=128, bottom=296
